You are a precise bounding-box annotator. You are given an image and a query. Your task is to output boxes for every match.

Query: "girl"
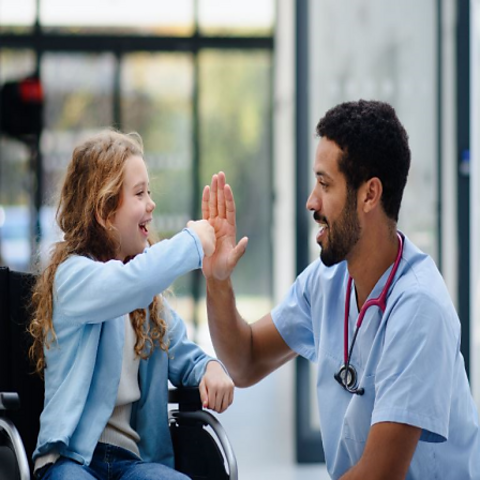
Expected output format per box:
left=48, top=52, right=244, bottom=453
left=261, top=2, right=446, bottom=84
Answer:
left=28, top=130, right=234, bottom=480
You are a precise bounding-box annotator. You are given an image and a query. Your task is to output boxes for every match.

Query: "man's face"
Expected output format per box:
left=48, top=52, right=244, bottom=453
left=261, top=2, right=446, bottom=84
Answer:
left=306, top=137, right=361, bottom=266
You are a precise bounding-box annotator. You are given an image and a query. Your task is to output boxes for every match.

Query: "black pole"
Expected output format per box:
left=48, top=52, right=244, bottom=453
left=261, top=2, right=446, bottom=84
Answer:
left=456, top=0, right=470, bottom=377
left=191, top=0, right=201, bottom=341
left=31, top=0, right=43, bottom=270
left=436, top=0, right=443, bottom=271
left=294, top=0, right=325, bottom=464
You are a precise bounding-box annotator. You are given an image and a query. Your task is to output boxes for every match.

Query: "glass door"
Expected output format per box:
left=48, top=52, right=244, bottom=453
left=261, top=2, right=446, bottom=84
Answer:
left=470, top=0, right=480, bottom=405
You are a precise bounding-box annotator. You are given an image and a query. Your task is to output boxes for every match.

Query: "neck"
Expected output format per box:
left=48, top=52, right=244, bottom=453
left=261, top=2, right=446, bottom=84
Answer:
left=347, top=226, right=399, bottom=309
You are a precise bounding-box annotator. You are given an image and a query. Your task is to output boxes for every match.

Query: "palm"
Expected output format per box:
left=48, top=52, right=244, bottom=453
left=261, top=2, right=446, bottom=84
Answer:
left=203, top=216, right=236, bottom=280
left=202, top=172, right=247, bottom=281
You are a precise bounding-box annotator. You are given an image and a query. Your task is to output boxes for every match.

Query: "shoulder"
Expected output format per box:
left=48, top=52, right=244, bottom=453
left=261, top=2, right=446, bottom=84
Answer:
left=57, top=254, right=99, bottom=272
left=387, top=236, right=459, bottom=336
left=395, top=235, right=454, bottom=309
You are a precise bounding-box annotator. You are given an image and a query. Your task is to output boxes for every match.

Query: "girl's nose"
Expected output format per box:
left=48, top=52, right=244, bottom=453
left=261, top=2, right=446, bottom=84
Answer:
left=147, top=198, right=156, bottom=212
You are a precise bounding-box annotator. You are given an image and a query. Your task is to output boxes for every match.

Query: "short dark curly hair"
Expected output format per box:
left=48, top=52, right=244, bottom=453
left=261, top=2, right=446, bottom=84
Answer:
left=316, top=100, right=411, bottom=222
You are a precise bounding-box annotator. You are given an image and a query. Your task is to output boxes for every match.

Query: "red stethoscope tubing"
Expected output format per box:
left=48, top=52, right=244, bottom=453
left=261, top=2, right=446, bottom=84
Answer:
left=343, top=232, right=404, bottom=365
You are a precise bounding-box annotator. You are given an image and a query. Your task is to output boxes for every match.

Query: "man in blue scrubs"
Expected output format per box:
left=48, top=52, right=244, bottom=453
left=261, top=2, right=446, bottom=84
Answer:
left=202, top=100, right=480, bottom=479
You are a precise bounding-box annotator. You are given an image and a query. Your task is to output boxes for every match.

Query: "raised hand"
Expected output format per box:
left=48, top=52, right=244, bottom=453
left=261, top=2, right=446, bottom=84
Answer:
left=202, top=172, right=248, bottom=280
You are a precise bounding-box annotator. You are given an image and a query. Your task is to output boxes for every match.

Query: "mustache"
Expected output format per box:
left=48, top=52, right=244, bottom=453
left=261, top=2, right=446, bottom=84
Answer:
left=313, top=211, right=328, bottom=224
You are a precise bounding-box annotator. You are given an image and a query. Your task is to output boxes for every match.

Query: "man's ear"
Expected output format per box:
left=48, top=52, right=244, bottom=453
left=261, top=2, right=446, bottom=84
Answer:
left=360, top=177, right=383, bottom=213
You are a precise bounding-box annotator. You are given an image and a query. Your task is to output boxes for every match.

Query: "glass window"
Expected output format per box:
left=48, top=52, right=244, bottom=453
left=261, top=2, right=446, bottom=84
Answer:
left=198, top=0, right=275, bottom=36
left=39, top=0, right=194, bottom=35
left=199, top=49, right=273, bottom=303
left=303, top=0, right=438, bottom=452
left=41, top=52, right=115, bottom=205
left=0, top=49, right=36, bottom=271
left=121, top=52, right=194, bottom=307
left=0, top=0, right=36, bottom=32
left=310, top=0, right=437, bottom=261
left=0, top=49, right=36, bottom=82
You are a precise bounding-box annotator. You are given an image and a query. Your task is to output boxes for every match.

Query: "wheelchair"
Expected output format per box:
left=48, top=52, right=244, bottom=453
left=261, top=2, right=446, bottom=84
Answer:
left=0, top=266, right=238, bottom=480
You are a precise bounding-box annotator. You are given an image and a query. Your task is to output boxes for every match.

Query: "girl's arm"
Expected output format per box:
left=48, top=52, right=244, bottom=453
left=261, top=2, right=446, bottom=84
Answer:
left=55, top=229, right=202, bottom=323
left=165, top=304, right=233, bottom=412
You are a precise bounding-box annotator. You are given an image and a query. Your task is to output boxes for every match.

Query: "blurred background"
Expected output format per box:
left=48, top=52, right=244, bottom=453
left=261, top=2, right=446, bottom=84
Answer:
left=0, top=0, right=479, bottom=478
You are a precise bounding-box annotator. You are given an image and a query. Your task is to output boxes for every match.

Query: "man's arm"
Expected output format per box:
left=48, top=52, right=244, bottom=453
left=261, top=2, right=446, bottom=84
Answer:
left=206, top=277, right=296, bottom=387
left=340, top=422, right=422, bottom=480
left=203, top=172, right=296, bottom=387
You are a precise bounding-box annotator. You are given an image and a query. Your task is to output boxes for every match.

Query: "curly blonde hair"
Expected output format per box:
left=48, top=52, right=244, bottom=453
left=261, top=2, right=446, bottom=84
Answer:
left=29, top=130, right=168, bottom=375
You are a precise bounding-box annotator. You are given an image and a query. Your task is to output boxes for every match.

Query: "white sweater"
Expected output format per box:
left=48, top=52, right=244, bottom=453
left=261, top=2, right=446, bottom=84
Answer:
left=99, top=315, right=141, bottom=456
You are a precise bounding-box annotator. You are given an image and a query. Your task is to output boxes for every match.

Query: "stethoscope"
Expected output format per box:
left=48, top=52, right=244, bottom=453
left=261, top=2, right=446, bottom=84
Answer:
left=334, top=232, right=404, bottom=395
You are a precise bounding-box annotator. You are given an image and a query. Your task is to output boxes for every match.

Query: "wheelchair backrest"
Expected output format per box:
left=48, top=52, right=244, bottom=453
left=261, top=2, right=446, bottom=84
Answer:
left=0, top=267, right=44, bottom=474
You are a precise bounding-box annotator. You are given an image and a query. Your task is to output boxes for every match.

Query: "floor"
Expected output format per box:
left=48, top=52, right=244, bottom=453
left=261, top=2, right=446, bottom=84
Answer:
left=208, top=362, right=331, bottom=480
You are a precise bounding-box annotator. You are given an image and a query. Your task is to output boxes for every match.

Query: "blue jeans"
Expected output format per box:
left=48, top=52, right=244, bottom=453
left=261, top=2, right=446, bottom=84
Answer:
left=36, top=443, right=190, bottom=480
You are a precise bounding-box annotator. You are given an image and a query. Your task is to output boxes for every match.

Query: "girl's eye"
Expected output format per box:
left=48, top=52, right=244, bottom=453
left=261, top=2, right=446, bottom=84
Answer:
left=136, top=191, right=144, bottom=197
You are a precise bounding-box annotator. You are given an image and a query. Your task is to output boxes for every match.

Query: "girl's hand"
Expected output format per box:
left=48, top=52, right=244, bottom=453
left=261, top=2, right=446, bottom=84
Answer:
left=199, top=361, right=235, bottom=413
left=187, top=219, right=216, bottom=257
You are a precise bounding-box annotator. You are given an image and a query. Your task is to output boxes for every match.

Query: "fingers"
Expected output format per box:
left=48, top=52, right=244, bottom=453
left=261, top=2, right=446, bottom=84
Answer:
left=200, top=361, right=235, bottom=413
left=217, top=172, right=226, bottom=218
left=209, top=174, right=218, bottom=218
left=224, top=184, right=236, bottom=227
left=199, top=378, right=209, bottom=408
left=202, top=185, right=210, bottom=220
left=206, top=172, right=229, bottom=220
left=230, top=236, right=248, bottom=266
left=203, top=387, right=234, bottom=413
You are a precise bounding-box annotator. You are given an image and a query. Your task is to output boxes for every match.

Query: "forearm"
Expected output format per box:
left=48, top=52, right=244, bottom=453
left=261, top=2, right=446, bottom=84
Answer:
left=206, top=277, right=254, bottom=386
left=339, top=422, right=421, bottom=480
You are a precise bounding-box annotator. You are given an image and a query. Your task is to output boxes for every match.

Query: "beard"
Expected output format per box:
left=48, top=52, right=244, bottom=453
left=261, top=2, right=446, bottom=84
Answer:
left=318, top=189, right=361, bottom=267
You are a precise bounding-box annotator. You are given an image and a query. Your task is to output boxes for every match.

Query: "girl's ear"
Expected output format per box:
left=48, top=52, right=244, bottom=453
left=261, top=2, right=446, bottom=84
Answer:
left=95, top=209, right=106, bottom=228
left=360, top=177, right=383, bottom=213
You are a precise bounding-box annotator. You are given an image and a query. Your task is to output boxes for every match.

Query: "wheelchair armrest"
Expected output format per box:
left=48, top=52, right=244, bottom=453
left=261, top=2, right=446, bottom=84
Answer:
left=170, top=409, right=238, bottom=480
left=168, top=387, right=238, bottom=480
left=168, top=386, right=203, bottom=412
left=0, top=392, right=21, bottom=411
left=0, top=392, right=31, bottom=480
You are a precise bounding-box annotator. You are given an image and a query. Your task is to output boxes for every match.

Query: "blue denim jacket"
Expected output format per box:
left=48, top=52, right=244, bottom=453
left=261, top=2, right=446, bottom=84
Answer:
left=33, top=229, right=214, bottom=468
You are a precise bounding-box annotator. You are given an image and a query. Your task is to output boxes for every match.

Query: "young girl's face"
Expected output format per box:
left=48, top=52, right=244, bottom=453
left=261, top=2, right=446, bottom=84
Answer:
left=112, top=154, right=156, bottom=261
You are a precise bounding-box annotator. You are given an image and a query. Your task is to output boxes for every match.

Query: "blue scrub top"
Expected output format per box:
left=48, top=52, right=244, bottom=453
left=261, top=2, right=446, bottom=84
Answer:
left=272, top=234, right=480, bottom=479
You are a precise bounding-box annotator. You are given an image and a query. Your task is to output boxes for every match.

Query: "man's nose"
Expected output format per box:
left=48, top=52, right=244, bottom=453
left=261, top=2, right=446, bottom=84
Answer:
left=306, top=189, right=320, bottom=211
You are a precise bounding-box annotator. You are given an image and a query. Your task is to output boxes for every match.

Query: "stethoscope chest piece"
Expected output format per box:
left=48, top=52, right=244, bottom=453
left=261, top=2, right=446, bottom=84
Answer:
left=336, top=364, right=357, bottom=389
left=334, top=363, right=365, bottom=395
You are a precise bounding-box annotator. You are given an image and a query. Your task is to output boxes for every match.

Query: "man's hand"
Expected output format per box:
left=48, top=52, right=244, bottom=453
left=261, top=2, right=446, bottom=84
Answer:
left=202, top=172, right=248, bottom=280
left=199, top=361, right=235, bottom=413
